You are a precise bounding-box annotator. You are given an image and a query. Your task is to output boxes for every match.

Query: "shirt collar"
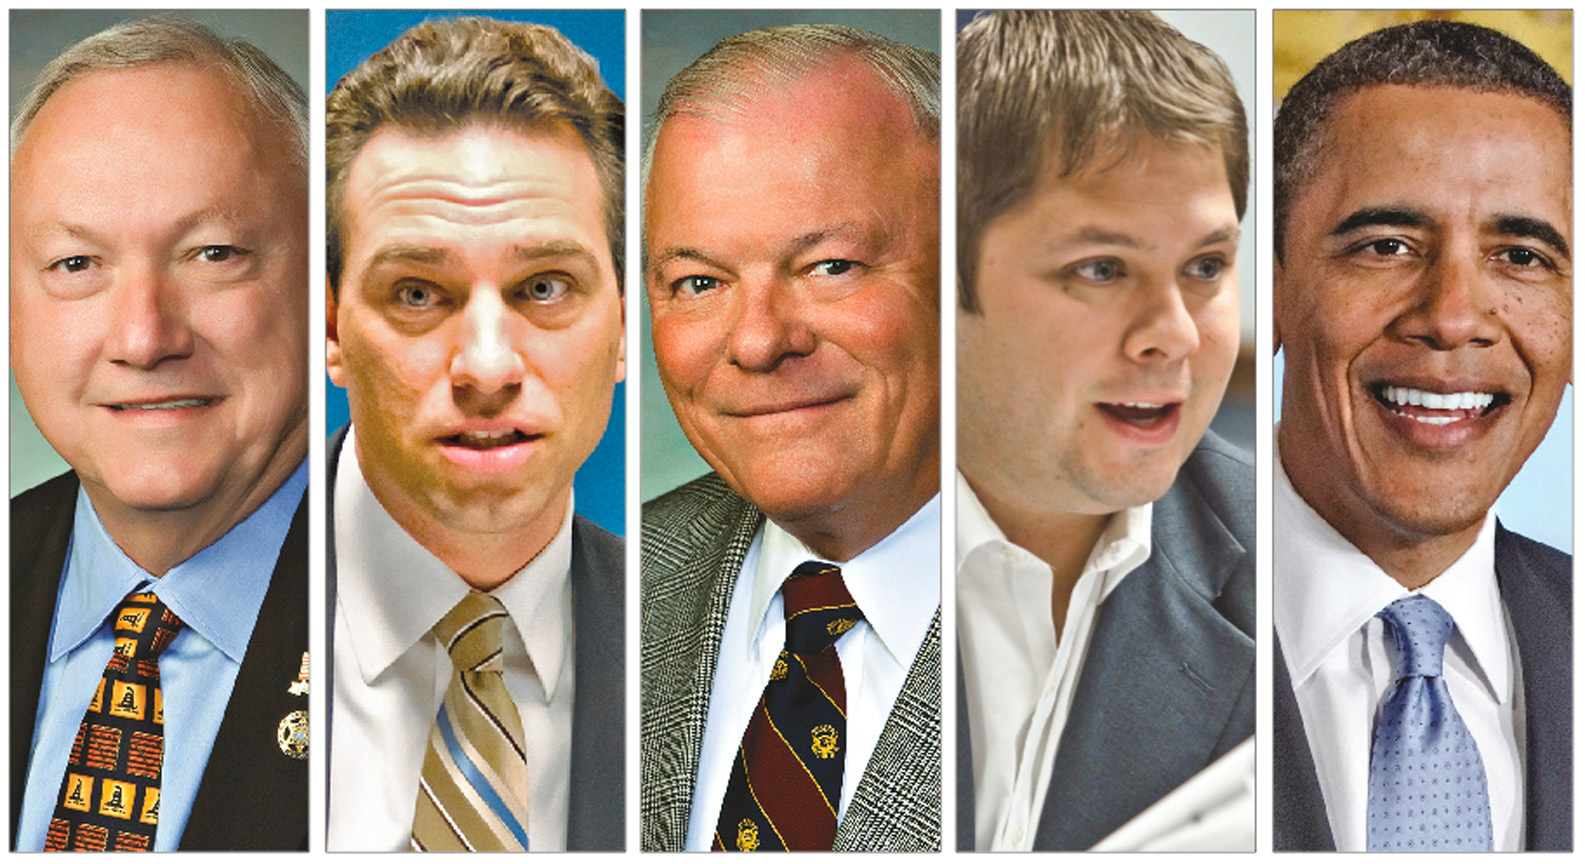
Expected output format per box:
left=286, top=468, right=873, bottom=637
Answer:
left=1273, top=444, right=1507, bottom=700
left=749, top=494, right=941, bottom=668
left=336, top=427, right=573, bottom=698
left=53, top=458, right=307, bottom=664
left=955, top=470, right=1152, bottom=601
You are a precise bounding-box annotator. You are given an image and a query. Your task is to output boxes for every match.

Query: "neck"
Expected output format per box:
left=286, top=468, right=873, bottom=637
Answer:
left=966, top=476, right=1110, bottom=631
left=1278, top=438, right=1483, bottom=590
left=83, top=438, right=306, bottom=577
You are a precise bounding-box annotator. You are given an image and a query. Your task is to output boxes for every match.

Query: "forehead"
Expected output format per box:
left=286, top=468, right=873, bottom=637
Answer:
left=645, top=59, right=936, bottom=239
left=341, top=123, right=607, bottom=252
left=1300, top=84, right=1570, bottom=219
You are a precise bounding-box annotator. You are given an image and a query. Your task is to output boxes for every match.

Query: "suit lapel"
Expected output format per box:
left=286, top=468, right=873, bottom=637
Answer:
left=10, top=473, right=79, bottom=847
left=1494, top=524, right=1572, bottom=851
left=566, top=516, right=626, bottom=850
left=181, top=491, right=309, bottom=850
left=640, top=480, right=762, bottom=850
left=1035, top=479, right=1253, bottom=850
left=1272, top=635, right=1335, bottom=849
left=834, top=611, right=942, bottom=851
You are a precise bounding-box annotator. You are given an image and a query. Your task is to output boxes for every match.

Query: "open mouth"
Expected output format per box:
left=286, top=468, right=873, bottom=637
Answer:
left=441, top=429, right=535, bottom=450
left=1097, top=401, right=1181, bottom=428
left=107, top=397, right=214, bottom=411
left=1370, top=384, right=1508, bottom=425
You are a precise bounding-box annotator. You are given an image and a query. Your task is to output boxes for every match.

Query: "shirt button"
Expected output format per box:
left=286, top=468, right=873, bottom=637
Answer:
left=1002, top=548, right=1022, bottom=564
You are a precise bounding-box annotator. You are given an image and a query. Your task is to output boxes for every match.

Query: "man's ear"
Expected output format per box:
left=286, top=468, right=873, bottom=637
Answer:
left=1272, top=259, right=1284, bottom=356
left=326, top=277, right=345, bottom=387
left=615, top=299, right=627, bottom=385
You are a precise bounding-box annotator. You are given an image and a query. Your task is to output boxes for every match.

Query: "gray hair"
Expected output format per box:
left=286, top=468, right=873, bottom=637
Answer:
left=10, top=15, right=307, bottom=171
left=642, top=23, right=940, bottom=185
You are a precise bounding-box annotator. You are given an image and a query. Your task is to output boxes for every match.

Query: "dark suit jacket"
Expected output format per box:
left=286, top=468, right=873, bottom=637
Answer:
left=956, top=433, right=1255, bottom=850
left=326, top=426, right=625, bottom=850
left=10, top=471, right=309, bottom=850
left=1274, top=523, right=1572, bottom=851
left=639, top=474, right=941, bottom=851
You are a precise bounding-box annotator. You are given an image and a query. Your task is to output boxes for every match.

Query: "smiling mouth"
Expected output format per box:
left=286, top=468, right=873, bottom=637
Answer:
left=441, top=430, right=537, bottom=450
left=107, top=397, right=214, bottom=411
left=1370, top=384, right=1509, bottom=425
left=1097, top=401, right=1181, bottom=428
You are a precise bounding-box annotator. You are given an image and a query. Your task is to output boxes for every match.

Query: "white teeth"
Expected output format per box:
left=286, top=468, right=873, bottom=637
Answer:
left=461, top=430, right=516, bottom=444
left=1119, top=402, right=1166, bottom=409
left=122, top=398, right=209, bottom=410
left=1380, top=386, right=1494, bottom=412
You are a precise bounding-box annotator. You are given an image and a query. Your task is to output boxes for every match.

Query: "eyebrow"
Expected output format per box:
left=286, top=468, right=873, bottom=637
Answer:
left=363, top=239, right=602, bottom=272
left=1489, top=214, right=1571, bottom=260
left=1328, top=207, right=1429, bottom=236
left=649, top=246, right=731, bottom=279
left=1061, top=225, right=1239, bottom=251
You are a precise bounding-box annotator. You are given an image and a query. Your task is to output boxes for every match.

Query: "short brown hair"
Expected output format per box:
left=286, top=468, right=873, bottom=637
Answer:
left=326, top=16, right=623, bottom=293
left=957, top=10, right=1248, bottom=311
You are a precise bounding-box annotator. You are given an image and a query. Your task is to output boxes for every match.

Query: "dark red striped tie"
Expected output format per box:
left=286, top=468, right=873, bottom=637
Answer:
left=713, top=561, right=863, bottom=852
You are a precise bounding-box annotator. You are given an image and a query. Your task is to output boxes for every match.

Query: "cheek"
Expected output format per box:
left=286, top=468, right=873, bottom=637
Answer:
left=651, top=316, right=715, bottom=394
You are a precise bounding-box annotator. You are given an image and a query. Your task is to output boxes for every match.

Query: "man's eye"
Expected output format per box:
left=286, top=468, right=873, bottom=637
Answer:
left=47, top=255, right=94, bottom=274
left=397, top=284, right=437, bottom=308
left=527, top=276, right=570, bottom=302
left=810, top=259, right=858, bottom=277
left=673, top=275, right=721, bottom=297
left=1071, top=259, right=1123, bottom=283
left=196, top=245, right=246, bottom=263
left=1497, top=247, right=1553, bottom=269
left=1185, top=256, right=1226, bottom=281
left=1364, top=238, right=1410, bottom=256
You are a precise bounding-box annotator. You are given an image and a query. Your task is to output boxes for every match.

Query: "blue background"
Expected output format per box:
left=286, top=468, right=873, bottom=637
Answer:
left=326, top=10, right=626, bottom=535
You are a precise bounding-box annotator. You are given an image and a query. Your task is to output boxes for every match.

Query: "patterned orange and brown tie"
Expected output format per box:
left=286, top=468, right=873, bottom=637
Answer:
left=713, top=562, right=864, bottom=851
left=46, top=592, right=183, bottom=852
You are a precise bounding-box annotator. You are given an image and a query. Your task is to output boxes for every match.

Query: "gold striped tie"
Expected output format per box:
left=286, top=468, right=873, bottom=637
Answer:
left=411, top=591, right=528, bottom=851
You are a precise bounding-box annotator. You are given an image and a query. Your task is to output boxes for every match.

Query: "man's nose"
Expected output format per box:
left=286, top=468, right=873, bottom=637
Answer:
left=1392, top=255, right=1502, bottom=349
left=725, top=276, right=816, bottom=372
left=450, top=290, right=525, bottom=393
left=1122, top=280, right=1201, bottom=364
left=106, top=265, right=195, bottom=369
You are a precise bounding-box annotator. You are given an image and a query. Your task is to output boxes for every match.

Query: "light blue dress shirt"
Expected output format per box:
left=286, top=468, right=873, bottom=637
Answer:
left=15, top=460, right=307, bottom=851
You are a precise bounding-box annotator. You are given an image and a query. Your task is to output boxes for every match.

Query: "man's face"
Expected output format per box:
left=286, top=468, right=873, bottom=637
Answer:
left=329, top=124, right=624, bottom=544
left=10, top=63, right=309, bottom=528
left=1276, top=85, right=1571, bottom=547
left=960, top=137, right=1241, bottom=516
left=645, top=59, right=941, bottom=546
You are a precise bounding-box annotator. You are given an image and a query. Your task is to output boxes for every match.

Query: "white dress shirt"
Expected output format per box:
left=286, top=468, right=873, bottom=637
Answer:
left=329, top=428, right=576, bottom=851
left=1274, top=454, right=1524, bottom=851
left=683, top=495, right=941, bottom=850
left=956, top=472, right=1152, bottom=851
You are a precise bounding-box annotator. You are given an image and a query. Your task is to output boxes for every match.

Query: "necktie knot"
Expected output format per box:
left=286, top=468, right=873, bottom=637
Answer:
left=434, top=590, right=509, bottom=675
left=782, top=561, right=864, bottom=656
left=113, top=592, right=185, bottom=661
left=1377, top=594, right=1454, bottom=680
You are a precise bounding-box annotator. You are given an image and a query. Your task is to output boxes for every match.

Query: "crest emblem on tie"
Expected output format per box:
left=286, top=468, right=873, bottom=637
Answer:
left=770, top=652, right=789, bottom=681
left=277, top=710, right=308, bottom=760
left=811, top=724, right=839, bottom=760
left=827, top=618, right=857, bottom=637
left=736, top=819, right=760, bottom=852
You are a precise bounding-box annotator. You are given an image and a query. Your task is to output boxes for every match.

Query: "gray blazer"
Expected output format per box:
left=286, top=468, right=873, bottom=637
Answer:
left=956, top=433, right=1255, bottom=850
left=1273, top=523, right=1572, bottom=851
left=326, top=427, right=626, bottom=850
left=640, top=474, right=941, bottom=851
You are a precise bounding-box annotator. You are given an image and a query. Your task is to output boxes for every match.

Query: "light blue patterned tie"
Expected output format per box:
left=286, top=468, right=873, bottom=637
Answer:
left=1367, top=594, right=1492, bottom=851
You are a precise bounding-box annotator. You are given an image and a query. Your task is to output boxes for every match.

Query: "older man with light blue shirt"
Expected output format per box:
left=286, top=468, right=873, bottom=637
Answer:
left=9, top=15, right=310, bottom=851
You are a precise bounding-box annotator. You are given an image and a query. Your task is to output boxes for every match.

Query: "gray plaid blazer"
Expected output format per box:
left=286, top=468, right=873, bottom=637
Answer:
left=640, top=474, right=941, bottom=851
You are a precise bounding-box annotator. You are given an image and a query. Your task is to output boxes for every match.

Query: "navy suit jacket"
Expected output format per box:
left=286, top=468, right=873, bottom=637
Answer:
left=1274, top=523, right=1572, bottom=850
left=10, top=471, right=309, bottom=850
left=326, top=426, right=626, bottom=850
left=956, top=433, right=1255, bottom=850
